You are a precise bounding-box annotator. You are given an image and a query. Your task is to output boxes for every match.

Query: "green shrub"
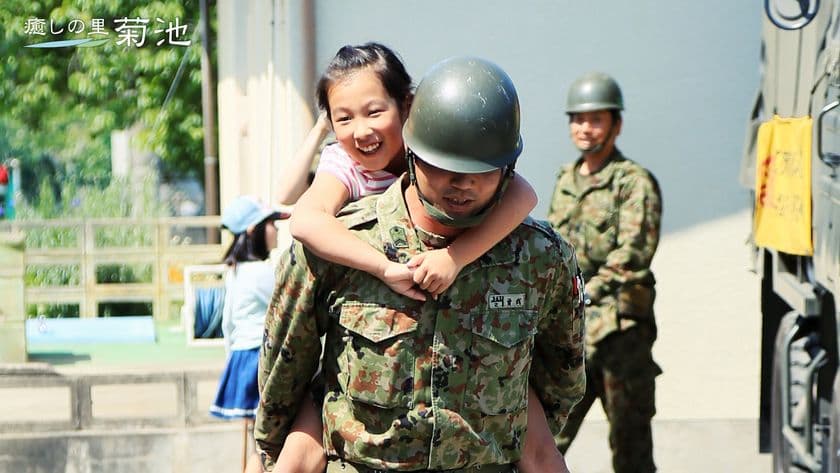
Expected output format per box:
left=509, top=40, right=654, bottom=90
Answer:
left=26, top=304, right=80, bottom=319
left=95, top=263, right=153, bottom=284
left=24, top=264, right=80, bottom=286
left=18, top=177, right=171, bottom=317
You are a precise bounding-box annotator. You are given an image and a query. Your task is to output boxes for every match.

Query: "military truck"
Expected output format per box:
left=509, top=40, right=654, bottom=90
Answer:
left=748, top=1, right=840, bottom=471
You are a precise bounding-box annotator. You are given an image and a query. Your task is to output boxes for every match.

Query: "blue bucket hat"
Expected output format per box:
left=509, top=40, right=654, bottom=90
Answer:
left=221, top=196, right=284, bottom=234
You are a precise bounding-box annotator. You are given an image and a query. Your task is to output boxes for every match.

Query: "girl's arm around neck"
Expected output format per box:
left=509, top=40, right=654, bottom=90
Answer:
left=448, top=172, right=537, bottom=266
left=289, top=172, right=425, bottom=301
left=409, top=173, right=537, bottom=297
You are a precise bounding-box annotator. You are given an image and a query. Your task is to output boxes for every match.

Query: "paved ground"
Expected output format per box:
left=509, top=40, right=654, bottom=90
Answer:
left=566, top=419, right=769, bottom=472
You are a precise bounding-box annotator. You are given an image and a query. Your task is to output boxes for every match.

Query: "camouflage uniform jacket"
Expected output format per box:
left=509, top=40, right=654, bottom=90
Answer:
left=547, top=149, right=662, bottom=349
left=255, top=177, right=586, bottom=471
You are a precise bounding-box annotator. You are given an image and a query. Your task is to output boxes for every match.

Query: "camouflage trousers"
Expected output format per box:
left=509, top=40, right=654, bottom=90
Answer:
left=325, top=458, right=516, bottom=473
left=557, top=324, right=662, bottom=473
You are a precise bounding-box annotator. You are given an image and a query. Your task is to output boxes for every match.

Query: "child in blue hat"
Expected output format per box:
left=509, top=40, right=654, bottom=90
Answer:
left=211, top=195, right=286, bottom=472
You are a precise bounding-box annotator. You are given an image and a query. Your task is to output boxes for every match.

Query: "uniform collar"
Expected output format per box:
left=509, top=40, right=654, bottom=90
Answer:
left=373, top=174, right=514, bottom=268
left=565, top=148, right=625, bottom=191
left=374, top=175, right=427, bottom=262
left=574, top=147, right=623, bottom=175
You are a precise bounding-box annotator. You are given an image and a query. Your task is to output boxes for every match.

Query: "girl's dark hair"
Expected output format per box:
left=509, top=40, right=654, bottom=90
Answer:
left=221, top=212, right=283, bottom=266
left=316, top=42, right=413, bottom=120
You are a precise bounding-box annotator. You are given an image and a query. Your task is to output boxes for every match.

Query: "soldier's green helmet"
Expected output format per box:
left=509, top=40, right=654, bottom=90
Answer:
left=566, top=72, right=624, bottom=114
left=403, top=56, right=523, bottom=174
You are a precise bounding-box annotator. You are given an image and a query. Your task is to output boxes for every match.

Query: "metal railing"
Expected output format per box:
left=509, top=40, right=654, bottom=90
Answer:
left=0, top=216, right=224, bottom=321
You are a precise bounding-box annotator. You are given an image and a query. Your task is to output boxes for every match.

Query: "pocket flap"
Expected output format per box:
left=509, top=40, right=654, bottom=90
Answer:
left=472, top=310, right=538, bottom=348
left=339, top=303, right=418, bottom=343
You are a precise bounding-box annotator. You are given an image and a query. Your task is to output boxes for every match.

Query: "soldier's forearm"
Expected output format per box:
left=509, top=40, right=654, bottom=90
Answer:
left=518, top=386, right=570, bottom=473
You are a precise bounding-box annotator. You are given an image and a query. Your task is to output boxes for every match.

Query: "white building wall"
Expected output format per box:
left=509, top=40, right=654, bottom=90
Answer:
left=217, top=0, right=316, bottom=211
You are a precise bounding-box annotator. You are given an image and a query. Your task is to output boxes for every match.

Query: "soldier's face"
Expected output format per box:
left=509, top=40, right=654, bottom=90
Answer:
left=569, top=110, right=620, bottom=152
left=413, top=158, right=502, bottom=219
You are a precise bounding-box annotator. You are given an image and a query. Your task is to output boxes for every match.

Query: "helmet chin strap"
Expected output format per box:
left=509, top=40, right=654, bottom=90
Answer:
left=407, top=149, right=515, bottom=229
left=578, top=142, right=604, bottom=154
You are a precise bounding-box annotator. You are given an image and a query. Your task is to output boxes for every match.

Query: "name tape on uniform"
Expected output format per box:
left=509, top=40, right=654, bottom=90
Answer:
left=487, top=293, right=525, bottom=309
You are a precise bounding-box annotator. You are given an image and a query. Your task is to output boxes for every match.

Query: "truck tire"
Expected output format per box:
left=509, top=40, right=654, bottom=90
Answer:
left=827, top=373, right=840, bottom=473
left=771, top=311, right=811, bottom=472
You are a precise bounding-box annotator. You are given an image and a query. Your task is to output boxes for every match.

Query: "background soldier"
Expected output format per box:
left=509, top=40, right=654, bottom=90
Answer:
left=255, top=56, right=585, bottom=472
left=547, top=72, right=663, bottom=473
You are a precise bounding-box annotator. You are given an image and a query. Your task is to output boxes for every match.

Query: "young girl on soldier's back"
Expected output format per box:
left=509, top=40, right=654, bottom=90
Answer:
left=270, top=42, right=566, bottom=473
left=290, top=42, right=538, bottom=300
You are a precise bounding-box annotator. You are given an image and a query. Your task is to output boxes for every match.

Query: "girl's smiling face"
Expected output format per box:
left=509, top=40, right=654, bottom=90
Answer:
left=327, top=67, right=407, bottom=172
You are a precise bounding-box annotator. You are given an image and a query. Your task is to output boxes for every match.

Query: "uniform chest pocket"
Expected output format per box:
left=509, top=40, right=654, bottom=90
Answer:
left=337, top=303, right=418, bottom=408
left=584, top=202, right=617, bottom=262
left=467, top=310, right=538, bottom=415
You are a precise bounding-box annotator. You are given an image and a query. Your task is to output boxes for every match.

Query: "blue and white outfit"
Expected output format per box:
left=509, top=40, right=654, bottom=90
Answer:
left=209, top=260, right=276, bottom=419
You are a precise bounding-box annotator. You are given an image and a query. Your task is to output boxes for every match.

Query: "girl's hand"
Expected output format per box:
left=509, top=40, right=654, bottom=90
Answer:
left=407, top=249, right=463, bottom=298
left=380, top=261, right=426, bottom=301
left=314, top=111, right=330, bottom=135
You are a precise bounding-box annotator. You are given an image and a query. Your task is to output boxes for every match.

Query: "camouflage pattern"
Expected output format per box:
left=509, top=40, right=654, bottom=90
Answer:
left=546, top=148, right=662, bottom=350
left=326, top=457, right=515, bottom=473
left=547, top=149, right=662, bottom=472
left=556, top=324, right=659, bottom=473
left=255, top=177, right=585, bottom=472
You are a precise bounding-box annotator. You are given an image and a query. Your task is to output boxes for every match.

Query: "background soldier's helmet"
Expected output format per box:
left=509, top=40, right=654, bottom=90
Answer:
left=566, top=72, right=624, bottom=114
left=403, top=56, right=523, bottom=173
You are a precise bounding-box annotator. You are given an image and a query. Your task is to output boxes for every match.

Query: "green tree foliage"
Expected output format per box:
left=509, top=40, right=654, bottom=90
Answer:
left=0, top=0, right=214, bottom=203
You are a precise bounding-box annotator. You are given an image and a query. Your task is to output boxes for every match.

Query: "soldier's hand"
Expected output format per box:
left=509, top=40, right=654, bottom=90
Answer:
left=407, top=249, right=462, bottom=298
left=381, top=261, right=426, bottom=301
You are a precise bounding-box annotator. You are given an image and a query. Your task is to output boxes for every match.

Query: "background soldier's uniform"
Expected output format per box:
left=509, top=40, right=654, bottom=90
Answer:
left=547, top=149, right=662, bottom=473
left=255, top=178, right=586, bottom=472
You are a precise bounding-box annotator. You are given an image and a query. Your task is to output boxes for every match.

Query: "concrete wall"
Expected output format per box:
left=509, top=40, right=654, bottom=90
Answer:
left=0, top=232, right=26, bottom=363
left=0, top=367, right=242, bottom=473
left=0, top=427, right=241, bottom=473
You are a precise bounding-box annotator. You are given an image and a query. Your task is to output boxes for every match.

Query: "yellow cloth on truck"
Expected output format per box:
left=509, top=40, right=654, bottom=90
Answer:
left=753, top=114, right=813, bottom=256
